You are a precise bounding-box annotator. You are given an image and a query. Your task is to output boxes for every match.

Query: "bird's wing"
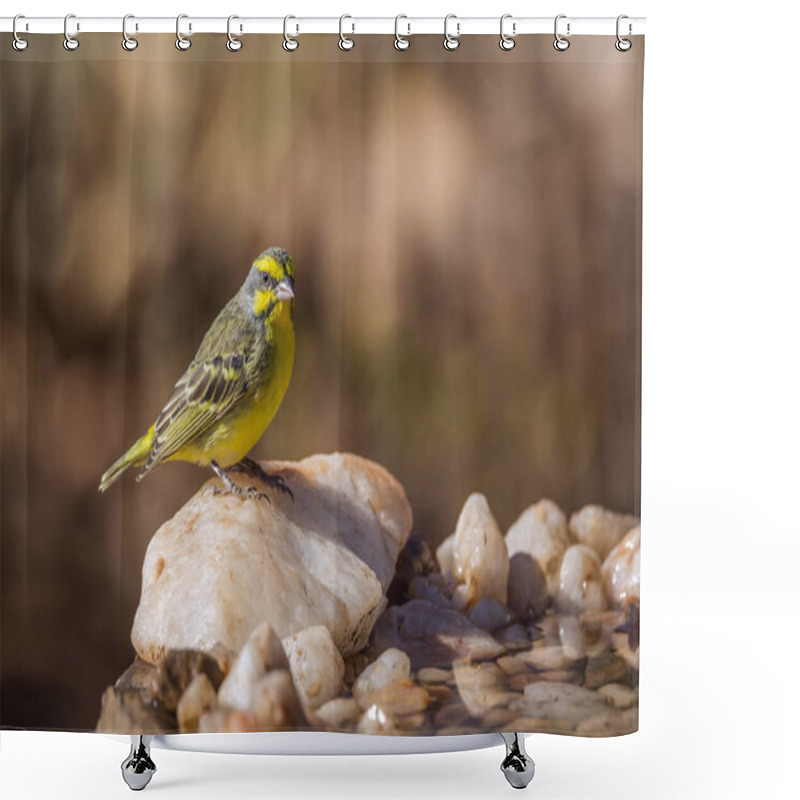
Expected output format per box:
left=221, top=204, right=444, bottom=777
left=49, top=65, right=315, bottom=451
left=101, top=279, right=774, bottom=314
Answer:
left=139, top=303, right=260, bottom=474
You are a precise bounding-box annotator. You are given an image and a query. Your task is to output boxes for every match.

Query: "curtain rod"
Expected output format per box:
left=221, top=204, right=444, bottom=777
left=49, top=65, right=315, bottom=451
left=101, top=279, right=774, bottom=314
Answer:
left=0, top=16, right=646, bottom=37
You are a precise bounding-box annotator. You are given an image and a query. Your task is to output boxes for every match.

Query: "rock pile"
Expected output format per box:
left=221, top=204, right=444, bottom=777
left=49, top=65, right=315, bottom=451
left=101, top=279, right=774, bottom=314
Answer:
left=97, top=455, right=639, bottom=737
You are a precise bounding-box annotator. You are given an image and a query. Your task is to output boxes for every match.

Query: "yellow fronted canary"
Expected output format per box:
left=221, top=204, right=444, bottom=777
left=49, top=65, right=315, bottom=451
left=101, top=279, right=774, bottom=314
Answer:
left=99, top=247, right=296, bottom=501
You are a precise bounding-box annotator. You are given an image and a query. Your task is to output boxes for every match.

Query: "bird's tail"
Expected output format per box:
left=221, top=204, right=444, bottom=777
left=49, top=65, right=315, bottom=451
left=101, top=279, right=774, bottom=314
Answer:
left=98, top=426, right=156, bottom=492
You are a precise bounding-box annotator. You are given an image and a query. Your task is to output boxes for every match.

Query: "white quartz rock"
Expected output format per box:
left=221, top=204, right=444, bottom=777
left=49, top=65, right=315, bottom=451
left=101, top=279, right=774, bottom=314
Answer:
left=131, top=453, right=413, bottom=663
left=569, top=505, right=639, bottom=561
left=281, top=625, right=345, bottom=711
left=601, top=525, right=641, bottom=607
left=352, top=648, right=411, bottom=700
left=452, top=494, right=509, bottom=608
left=505, top=499, right=571, bottom=598
left=218, top=621, right=289, bottom=711
left=555, top=545, right=608, bottom=615
left=435, top=535, right=455, bottom=580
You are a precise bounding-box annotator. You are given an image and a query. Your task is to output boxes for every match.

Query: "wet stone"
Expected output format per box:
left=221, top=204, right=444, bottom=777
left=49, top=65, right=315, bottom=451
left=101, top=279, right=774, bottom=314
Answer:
left=357, top=678, right=431, bottom=716
left=497, top=655, right=530, bottom=676
left=518, top=645, right=579, bottom=672
left=453, top=659, right=511, bottom=718
left=177, top=673, right=217, bottom=733
left=314, top=697, right=362, bottom=729
left=96, top=686, right=176, bottom=734
left=510, top=681, right=610, bottom=726
left=584, top=653, right=634, bottom=690
left=598, top=682, right=638, bottom=710
left=150, top=649, right=225, bottom=713
left=114, top=657, right=158, bottom=693
left=416, top=667, right=452, bottom=683
left=352, top=648, right=410, bottom=700
left=494, top=623, right=532, bottom=652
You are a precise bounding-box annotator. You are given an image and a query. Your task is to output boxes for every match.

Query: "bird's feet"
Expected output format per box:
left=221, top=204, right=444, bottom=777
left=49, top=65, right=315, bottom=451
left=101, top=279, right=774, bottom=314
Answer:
left=231, top=457, right=294, bottom=500
left=208, top=458, right=293, bottom=503
left=209, top=483, right=271, bottom=503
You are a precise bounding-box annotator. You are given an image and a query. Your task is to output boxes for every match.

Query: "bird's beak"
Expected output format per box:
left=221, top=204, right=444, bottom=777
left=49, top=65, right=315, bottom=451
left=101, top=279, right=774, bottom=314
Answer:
left=275, top=276, right=295, bottom=302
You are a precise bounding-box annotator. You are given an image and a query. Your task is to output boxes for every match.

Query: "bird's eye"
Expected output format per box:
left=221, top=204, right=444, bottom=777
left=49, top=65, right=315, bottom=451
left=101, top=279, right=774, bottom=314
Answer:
left=262, top=272, right=271, bottom=284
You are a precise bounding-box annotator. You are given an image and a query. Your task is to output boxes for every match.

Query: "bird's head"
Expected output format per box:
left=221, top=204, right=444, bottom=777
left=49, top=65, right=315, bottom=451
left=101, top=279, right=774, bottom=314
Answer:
left=244, top=247, right=296, bottom=321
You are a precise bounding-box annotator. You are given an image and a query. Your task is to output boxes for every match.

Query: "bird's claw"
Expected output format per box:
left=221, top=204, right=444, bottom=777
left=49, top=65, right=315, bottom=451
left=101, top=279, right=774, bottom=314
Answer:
left=263, top=473, right=294, bottom=501
left=209, top=483, right=271, bottom=503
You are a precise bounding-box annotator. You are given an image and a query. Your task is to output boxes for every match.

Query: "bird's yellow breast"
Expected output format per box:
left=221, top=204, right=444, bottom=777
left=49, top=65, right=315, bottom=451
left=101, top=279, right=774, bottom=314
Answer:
left=172, top=302, right=295, bottom=468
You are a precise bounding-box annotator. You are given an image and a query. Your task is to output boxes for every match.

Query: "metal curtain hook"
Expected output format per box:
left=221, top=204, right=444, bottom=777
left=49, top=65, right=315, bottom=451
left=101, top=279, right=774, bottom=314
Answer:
left=553, top=14, right=570, bottom=51
left=499, top=14, right=516, bottom=51
left=227, top=15, right=243, bottom=51
left=12, top=14, right=28, bottom=51
left=394, top=14, right=410, bottom=51
left=176, top=14, right=192, bottom=50
left=122, top=14, right=138, bottom=51
left=443, top=14, right=460, bottom=51
left=63, top=13, right=79, bottom=51
left=339, top=14, right=354, bottom=50
left=283, top=15, right=299, bottom=51
left=616, top=14, right=632, bottom=51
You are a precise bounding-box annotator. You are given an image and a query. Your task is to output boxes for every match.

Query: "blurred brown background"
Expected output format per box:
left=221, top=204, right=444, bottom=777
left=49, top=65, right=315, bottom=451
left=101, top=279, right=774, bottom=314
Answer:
left=1, top=35, right=642, bottom=729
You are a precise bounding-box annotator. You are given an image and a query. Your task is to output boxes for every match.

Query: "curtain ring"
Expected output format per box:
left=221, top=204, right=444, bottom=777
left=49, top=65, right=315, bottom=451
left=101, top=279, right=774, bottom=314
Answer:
left=63, top=13, right=79, bottom=51
left=12, top=14, right=28, bottom=51
left=553, top=14, right=570, bottom=51
left=394, top=15, right=410, bottom=51
left=122, top=14, right=138, bottom=51
left=227, top=15, right=243, bottom=51
left=499, top=14, right=516, bottom=51
left=283, top=15, right=299, bottom=51
left=615, top=15, right=632, bottom=52
left=175, top=14, right=191, bottom=50
left=443, top=14, right=460, bottom=51
left=339, top=14, right=354, bottom=50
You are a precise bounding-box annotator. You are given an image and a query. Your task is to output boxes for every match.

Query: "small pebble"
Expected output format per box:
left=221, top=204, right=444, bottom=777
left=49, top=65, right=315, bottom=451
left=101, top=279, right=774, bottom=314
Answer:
left=569, top=505, right=639, bottom=561
left=357, top=703, right=397, bottom=733
left=505, top=499, right=571, bottom=598
left=282, top=625, right=345, bottom=711
left=597, top=682, right=638, bottom=710
left=556, top=545, right=607, bottom=615
left=584, top=653, right=633, bottom=690
left=518, top=645, right=578, bottom=671
left=358, top=678, right=431, bottom=715
left=218, top=622, right=290, bottom=711
left=314, top=697, right=362, bottom=729
left=452, top=494, right=509, bottom=608
left=602, top=526, right=641, bottom=608
left=453, top=659, right=509, bottom=717
left=416, top=667, right=452, bottom=683
left=469, top=598, right=512, bottom=632
left=352, top=648, right=410, bottom=700
left=497, top=655, right=530, bottom=676
left=177, top=673, right=217, bottom=733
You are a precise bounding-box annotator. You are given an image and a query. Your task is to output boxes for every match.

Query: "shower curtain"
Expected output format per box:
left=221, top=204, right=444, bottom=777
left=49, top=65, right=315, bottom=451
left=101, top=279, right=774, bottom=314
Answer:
left=0, top=29, right=643, bottom=738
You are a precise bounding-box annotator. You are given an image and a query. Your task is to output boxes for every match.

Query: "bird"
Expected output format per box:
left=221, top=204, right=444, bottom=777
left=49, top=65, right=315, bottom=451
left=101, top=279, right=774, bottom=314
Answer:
left=99, top=246, right=296, bottom=501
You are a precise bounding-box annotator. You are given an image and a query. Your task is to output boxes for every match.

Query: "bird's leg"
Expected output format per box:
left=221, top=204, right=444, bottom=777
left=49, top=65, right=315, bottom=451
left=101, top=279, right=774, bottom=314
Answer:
left=208, top=459, right=270, bottom=503
left=232, top=456, right=294, bottom=500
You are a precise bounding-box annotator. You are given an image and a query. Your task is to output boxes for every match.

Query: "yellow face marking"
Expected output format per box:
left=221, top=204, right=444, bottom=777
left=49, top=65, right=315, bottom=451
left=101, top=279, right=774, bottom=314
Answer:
left=254, top=252, right=295, bottom=282
left=252, top=251, right=295, bottom=319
